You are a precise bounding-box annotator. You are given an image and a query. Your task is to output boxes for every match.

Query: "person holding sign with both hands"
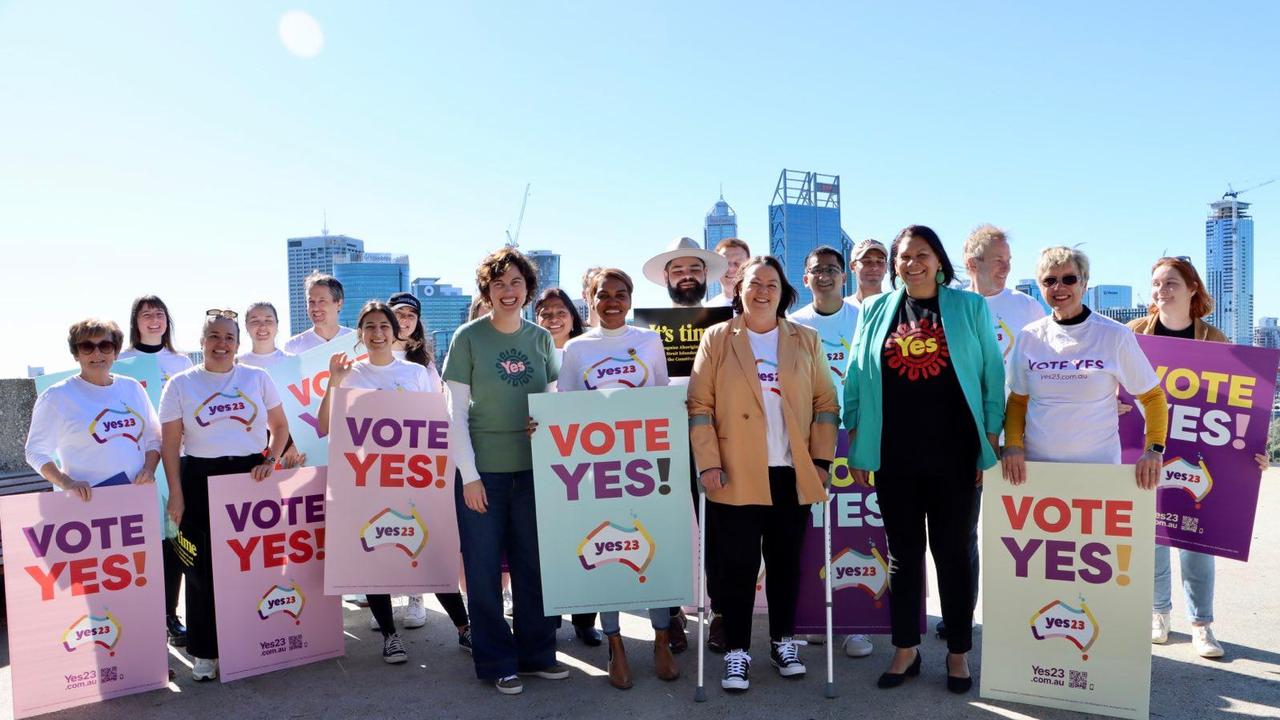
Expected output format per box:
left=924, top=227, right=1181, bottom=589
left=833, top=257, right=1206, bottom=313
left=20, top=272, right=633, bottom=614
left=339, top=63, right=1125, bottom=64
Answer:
left=159, top=309, right=293, bottom=682
left=687, top=255, right=839, bottom=693
left=555, top=268, right=676, bottom=689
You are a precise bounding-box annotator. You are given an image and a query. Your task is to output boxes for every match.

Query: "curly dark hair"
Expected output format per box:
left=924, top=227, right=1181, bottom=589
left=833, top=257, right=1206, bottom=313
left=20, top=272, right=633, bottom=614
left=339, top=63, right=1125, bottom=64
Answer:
left=475, top=247, right=539, bottom=307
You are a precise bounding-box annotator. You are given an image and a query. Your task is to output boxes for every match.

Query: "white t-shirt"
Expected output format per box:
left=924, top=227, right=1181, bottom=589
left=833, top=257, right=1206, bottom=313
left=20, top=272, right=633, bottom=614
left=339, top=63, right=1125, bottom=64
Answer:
left=747, top=327, right=792, bottom=467
left=788, top=302, right=858, bottom=416
left=705, top=294, right=733, bottom=308
left=119, top=346, right=194, bottom=384
left=977, top=287, right=1047, bottom=375
left=237, top=348, right=293, bottom=369
left=159, top=364, right=283, bottom=458
left=25, top=375, right=161, bottom=486
left=343, top=358, right=440, bottom=393
left=284, top=326, right=354, bottom=355
left=1008, top=312, right=1159, bottom=464
left=557, top=325, right=670, bottom=392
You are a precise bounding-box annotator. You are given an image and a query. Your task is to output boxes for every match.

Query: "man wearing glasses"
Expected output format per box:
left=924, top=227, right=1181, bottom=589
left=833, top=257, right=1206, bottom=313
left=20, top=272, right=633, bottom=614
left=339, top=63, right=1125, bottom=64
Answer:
left=788, top=246, right=875, bottom=660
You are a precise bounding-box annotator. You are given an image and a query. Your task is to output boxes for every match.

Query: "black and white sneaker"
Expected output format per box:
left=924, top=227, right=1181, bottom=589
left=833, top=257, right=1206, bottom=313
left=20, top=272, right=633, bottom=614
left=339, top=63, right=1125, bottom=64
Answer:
left=770, top=637, right=807, bottom=678
left=458, top=627, right=473, bottom=654
left=721, top=649, right=751, bottom=691
left=382, top=633, right=408, bottom=664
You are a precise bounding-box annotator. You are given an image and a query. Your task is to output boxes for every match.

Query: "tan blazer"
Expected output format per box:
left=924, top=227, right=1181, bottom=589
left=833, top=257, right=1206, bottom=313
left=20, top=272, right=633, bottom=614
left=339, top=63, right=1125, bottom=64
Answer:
left=687, top=316, right=839, bottom=506
left=1126, top=314, right=1228, bottom=343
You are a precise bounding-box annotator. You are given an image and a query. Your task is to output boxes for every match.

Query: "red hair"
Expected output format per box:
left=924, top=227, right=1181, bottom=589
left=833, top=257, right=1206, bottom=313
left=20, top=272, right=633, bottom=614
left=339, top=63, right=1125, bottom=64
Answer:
left=1149, top=257, right=1213, bottom=319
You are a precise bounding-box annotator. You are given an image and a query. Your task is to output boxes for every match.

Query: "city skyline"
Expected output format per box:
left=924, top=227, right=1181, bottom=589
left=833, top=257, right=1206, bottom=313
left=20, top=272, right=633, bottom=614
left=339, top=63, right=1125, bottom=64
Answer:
left=2, top=3, right=1278, bottom=377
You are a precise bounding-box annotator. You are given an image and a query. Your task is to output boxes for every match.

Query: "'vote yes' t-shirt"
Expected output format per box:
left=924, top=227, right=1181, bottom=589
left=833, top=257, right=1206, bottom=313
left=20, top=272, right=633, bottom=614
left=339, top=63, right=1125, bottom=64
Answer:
left=344, top=357, right=440, bottom=393
left=557, top=325, right=669, bottom=392
left=25, top=375, right=161, bottom=485
left=1009, top=312, right=1160, bottom=464
left=746, top=327, right=792, bottom=467
left=788, top=301, right=859, bottom=418
left=159, top=364, right=282, bottom=458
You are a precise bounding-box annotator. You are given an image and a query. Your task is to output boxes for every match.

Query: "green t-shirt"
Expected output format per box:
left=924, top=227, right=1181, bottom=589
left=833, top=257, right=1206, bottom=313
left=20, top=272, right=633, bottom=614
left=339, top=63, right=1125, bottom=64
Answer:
left=442, top=317, right=559, bottom=472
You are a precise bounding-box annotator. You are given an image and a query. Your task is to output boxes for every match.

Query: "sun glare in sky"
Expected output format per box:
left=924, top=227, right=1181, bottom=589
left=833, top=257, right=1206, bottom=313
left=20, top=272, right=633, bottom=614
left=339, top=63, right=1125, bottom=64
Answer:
left=278, top=10, right=324, bottom=59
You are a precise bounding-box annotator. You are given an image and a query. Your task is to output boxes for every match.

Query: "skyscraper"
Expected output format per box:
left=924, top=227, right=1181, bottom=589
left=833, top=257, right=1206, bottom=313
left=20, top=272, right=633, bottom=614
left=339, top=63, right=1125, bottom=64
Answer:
left=1205, top=197, right=1254, bottom=344
left=1015, top=279, right=1051, bottom=313
left=412, top=277, right=472, bottom=362
left=1255, top=317, right=1280, bottom=349
left=332, top=253, right=410, bottom=328
left=525, top=249, right=561, bottom=291
left=286, top=232, right=365, bottom=334
left=1084, top=285, right=1134, bottom=311
left=704, top=193, right=738, bottom=299
left=768, top=170, right=854, bottom=305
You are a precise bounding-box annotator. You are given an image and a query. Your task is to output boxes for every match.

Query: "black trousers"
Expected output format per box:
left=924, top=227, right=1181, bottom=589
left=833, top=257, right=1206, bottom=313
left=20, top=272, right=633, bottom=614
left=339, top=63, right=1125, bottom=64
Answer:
left=163, top=538, right=183, bottom=617
left=439, top=593, right=470, bottom=629
left=705, top=467, right=809, bottom=651
left=175, top=454, right=261, bottom=660
left=876, top=461, right=980, bottom=654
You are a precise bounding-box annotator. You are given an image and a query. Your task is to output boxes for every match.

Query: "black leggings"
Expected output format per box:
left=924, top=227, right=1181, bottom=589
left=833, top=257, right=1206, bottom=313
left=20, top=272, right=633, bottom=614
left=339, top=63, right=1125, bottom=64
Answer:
left=876, top=460, right=980, bottom=654
left=706, top=467, right=809, bottom=651
left=368, top=593, right=470, bottom=637
left=175, top=454, right=262, bottom=659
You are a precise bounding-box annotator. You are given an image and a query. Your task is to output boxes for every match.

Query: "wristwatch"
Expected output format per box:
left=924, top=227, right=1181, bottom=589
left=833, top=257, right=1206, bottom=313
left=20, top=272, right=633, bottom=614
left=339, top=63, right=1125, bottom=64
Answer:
left=1146, top=443, right=1165, bottom=455
left=265, top=456, right=278, bottom=466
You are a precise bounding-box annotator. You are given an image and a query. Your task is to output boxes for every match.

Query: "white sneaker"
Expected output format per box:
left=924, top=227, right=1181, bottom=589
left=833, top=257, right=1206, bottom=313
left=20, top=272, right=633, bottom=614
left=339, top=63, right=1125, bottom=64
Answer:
left=191, top=657, right=218, bottom=681
left=843, top=634, right=874, bottom=658
left=1192, top=625, right=1224, bottom=658
left=1151, top=612, right=1170, bottom=644
left=721, top=649, right=751, bottom=691
left=403, top=595, right=428, bottom=629
left=770, top=638, right=807, bottom=678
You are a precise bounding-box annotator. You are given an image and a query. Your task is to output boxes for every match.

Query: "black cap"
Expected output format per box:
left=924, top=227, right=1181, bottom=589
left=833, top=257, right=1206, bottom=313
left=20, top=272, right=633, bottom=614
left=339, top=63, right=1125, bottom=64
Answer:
left=388, top=292, right=421, bottom=314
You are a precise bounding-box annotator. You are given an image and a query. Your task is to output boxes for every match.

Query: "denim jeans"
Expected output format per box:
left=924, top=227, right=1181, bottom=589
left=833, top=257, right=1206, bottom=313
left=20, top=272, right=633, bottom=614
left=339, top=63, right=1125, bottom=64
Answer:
left=600, top=608, right=671, bottom=636
left=455, top=470, right=557, bottom=679
left=1154, top=545, right=1215, bottom=623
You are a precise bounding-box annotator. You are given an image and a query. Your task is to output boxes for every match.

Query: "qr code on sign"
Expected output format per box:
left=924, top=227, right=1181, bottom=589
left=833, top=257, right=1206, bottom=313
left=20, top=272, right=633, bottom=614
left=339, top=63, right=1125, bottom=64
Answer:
left=1069, top=670, right=1088, bottom=689
left=1181, top=516, right=1200, bottom=533
left=289, top=634, right=304, bottom=651
left=100, top=666, right=118, bottom=684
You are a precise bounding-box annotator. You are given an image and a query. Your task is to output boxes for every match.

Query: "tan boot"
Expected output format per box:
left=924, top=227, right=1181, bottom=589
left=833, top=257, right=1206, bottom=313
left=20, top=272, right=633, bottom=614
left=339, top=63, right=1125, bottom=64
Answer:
left=607, top=633, right=633, bottom=689
left=652, top=629, right=680, bottom=681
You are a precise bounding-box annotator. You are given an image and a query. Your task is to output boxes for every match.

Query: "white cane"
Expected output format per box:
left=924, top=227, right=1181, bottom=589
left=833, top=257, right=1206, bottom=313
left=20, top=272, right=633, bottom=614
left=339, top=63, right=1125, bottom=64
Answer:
left=694, top=483, right=708, bottom=702
left=823, top=496, right=837, bottom=699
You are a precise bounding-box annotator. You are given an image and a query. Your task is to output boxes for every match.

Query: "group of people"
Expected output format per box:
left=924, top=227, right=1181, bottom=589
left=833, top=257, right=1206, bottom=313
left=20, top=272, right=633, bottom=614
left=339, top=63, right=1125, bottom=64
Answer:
left=24, top=222, right=1262, bottom=699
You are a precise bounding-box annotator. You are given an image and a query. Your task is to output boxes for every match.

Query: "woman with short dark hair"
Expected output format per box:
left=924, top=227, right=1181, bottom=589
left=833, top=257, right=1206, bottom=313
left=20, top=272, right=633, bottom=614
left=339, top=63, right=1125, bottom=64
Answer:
left=443, top=247, right=566, bottom=695
left=844, top=226, right=1006, bottom=694
left=26, top=318, right=160, bottom=500
left=688, top=255, right=839, bottom=692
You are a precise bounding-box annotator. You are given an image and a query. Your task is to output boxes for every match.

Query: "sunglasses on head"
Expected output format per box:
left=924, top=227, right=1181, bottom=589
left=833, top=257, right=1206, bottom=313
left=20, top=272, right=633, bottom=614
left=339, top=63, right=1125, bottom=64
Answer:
left=206, top=308, right=239, bottom=319
left=1041, top=274, right=1080, bottom=288
left=76, top=340, right=116, bottom=355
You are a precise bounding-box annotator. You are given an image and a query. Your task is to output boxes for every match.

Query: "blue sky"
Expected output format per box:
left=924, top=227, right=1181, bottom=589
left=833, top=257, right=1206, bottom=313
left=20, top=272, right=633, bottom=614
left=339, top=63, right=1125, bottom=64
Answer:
left=2, top=1, right=1278, bottom=376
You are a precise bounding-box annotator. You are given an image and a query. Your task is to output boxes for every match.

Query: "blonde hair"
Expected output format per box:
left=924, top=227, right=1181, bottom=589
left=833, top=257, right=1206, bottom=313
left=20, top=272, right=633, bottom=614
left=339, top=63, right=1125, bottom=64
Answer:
left=963, top=224, right=1008, bottom=262
left=1036, top=246, right=1090, bottom=284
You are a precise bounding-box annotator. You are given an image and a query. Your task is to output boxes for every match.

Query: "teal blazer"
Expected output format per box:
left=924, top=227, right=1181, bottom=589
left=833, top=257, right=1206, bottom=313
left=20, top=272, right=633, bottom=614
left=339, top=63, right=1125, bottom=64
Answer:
left=842, top=285, right=1005, bottom=471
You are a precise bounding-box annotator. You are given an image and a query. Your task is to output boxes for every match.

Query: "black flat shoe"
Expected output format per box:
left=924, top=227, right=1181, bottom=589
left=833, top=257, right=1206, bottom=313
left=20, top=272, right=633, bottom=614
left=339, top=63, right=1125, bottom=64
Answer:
left=574, top=624, right=604, bottom=647
left=876, top=649, right=921, bottom=689
left=945, top=655, right=972, bottom=694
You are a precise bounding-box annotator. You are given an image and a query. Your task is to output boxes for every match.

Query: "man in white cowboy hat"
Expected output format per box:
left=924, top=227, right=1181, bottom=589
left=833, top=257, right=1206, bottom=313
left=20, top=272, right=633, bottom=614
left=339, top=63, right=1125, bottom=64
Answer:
left=642, top=237, right=729, bottom=309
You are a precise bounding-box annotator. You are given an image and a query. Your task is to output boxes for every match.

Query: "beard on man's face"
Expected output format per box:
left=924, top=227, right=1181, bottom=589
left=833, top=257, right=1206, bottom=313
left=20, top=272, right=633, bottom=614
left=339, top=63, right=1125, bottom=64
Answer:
left=667, top=278, right=707, bottom=305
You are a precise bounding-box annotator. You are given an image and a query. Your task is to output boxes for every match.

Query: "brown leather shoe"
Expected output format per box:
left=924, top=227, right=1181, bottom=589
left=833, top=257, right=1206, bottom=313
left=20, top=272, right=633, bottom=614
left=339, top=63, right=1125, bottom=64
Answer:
left=668, top=610, right=688, bottom=654
left=607, top=633, right=633, bottom=689
left=708, top=614, right=726, bottom=654
left=652, top=630, right=680, bottom=681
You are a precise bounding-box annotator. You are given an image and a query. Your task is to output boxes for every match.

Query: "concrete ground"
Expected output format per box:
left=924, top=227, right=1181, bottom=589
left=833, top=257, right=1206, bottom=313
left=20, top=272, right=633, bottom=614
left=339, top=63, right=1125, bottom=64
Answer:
left=3, top=470, right=1278, bottom=720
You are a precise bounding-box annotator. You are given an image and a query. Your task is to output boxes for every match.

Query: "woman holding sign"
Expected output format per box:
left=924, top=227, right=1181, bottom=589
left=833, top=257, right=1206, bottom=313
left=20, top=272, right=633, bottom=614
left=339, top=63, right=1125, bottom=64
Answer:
left=317, top=300, right=440, bottom=664
left=443, top=247, right=567, bottom=695
left=1126, top=256, right=1268, bottom=659
left=556, top=268, right=676, bottom=689
left=843, top=226, right=1005, bottom=694
left=687, top=255, right=839, bottom=692
left=159, top=309, right=291, bottom=682
left=26, top=319, right=161, bottom=497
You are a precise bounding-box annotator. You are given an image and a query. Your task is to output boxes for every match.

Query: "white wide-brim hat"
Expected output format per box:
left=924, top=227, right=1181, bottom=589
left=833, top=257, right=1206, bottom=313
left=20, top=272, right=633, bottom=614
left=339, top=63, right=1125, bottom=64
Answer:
left=641, top=236, right=730, bottom=288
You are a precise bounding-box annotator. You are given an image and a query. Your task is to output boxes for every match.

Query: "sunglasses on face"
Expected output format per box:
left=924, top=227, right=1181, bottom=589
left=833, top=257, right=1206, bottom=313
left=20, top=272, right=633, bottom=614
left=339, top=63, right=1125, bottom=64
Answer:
left=76, top=340, right=116, bottom=355
left=1041, top=275, right=1080, bottom=288
left=206, top=308, right=239, bottom=319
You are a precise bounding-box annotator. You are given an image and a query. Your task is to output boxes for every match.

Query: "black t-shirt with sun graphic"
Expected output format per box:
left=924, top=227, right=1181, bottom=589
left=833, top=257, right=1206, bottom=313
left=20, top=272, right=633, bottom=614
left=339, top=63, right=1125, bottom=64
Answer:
left=880, top=294, right=977, bottom=472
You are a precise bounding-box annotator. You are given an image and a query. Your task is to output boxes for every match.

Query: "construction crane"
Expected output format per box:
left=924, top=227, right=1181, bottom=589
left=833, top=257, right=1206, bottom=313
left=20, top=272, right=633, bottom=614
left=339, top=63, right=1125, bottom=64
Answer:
left=505, top=183, right=531, bottom=248
left=1223, top=178, right=1275, bottom=199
